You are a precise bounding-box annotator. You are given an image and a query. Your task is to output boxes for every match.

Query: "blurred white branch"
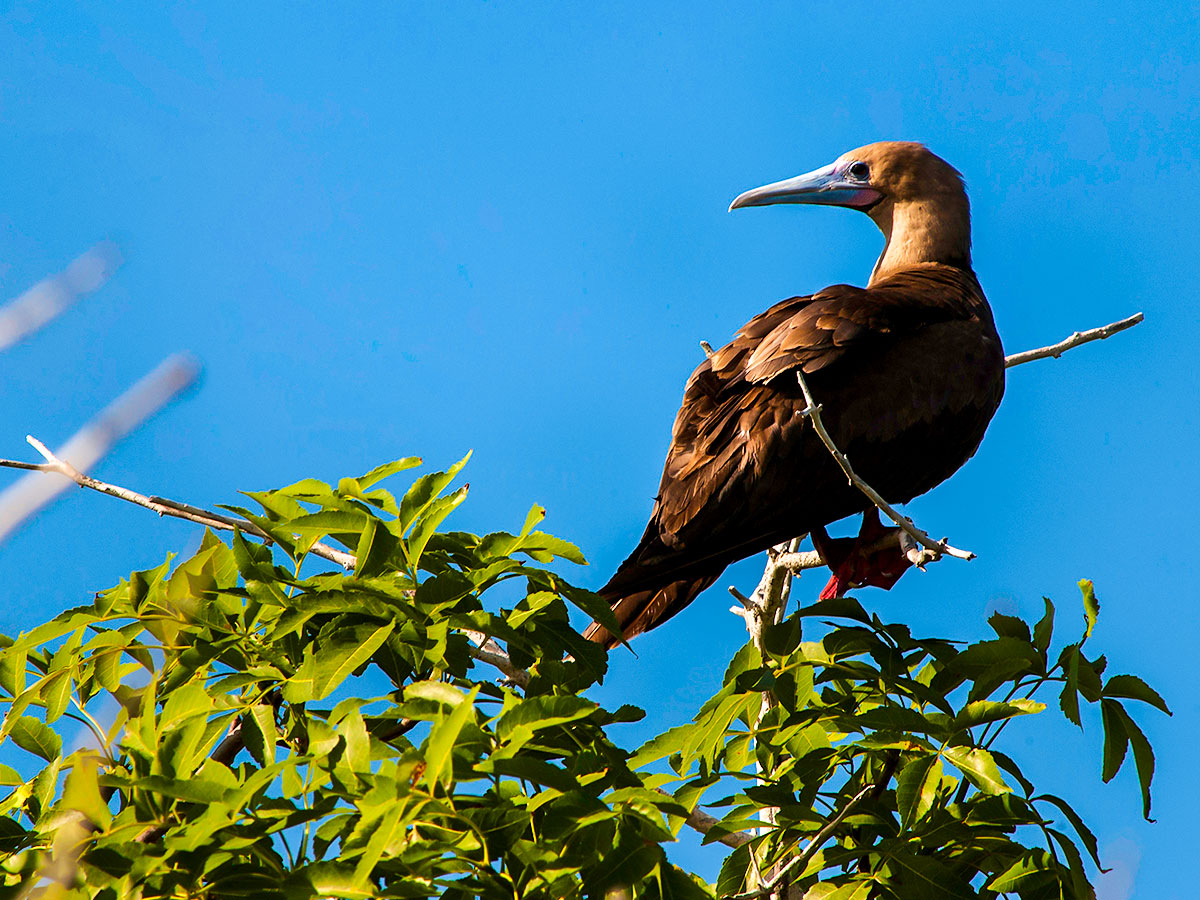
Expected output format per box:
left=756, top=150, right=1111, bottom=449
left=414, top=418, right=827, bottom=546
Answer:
left=0, top=354, right=198, bottom=543
left=0, top=243, right=122, bottom=351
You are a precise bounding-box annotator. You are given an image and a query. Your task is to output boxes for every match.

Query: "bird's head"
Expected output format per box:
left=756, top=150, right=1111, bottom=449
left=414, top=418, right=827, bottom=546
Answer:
left=730, top=142, right=972, bottom=280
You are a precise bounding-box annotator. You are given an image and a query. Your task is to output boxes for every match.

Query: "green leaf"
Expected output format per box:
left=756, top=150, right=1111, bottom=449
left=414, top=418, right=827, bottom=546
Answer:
left=884, top=852, right=975, bottom=899
left=39, top=669, right=72, bottom=724
left=630, top=724, right=693, bottom=769
left=405, top=486, right=469, bottom=569
left=1079, top=579, right=1099, bottom=640
left=161, top=682, right=213, bottom=731
left=1102, top=674, right=1171, bottom=715
left=290, top=622, right=395, bottom=702
left=355, top=457, right=422, bottom=490
left=9, top=717, right=61, bottom=762
left=986, top=849, right=1058, bottom=893
left=988, top=611, right=1031, bottom=643
left=951, top=698, right=1043, bottom=732
left=1033, top=596, right=1055, bottom=653
left=398, top=452, right=471, bottom=536
left=353, top=518, right=398, bottom=579
left=495, top=695, right=597, bottom=744
left=1034, top=793, right=1103, bottom=869
left=1099, top=698, right=1129, bottom=782
left=60, top=754, right=111, bottom=829
left=943, top=744, right=1009, bottom=794
left=424, top=685, right=478, bottom=788
left=1059, top=645, right=1083, bottom=728
left=1107, top=701, right=1157, bottom=819
left=896, top=754, right=941, bottom=829
left=243, top=705, right=278, bottom=767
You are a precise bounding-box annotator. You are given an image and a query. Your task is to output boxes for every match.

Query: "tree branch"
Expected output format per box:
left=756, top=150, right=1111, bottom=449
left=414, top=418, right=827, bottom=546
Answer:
left=1004, top=312, right=1143, bottom=368
left=463, top=629, right=531, bottom=689
left=795, top=370, right=975, bottom=563
left=2, top=433, right=356, bottom=570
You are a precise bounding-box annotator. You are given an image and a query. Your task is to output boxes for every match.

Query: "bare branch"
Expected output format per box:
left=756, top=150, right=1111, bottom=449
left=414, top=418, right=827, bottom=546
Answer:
left=1004, top=312, right=1143, bottom=368
left=700, top=340, right=715, bottom=359
left=0, top=424, right=356, bottom=570
left=463, top=630, right=531, bottom=689
left=796, top=370, right=975, bottom=563
left=655, top=787, right=754, bottom=849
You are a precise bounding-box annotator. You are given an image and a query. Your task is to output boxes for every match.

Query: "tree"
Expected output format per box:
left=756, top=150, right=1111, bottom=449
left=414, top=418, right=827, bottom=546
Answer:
left=0, top=315, right=1164, bottom=899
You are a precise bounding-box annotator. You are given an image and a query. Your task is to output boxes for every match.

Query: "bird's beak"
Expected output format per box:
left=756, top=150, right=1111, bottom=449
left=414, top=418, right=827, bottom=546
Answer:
left=729, top=163, right=882, bottom=212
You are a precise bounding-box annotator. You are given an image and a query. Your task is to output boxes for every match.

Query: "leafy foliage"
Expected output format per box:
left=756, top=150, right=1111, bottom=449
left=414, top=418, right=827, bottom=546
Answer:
left=645, top=588, right=1167, bottom=900
left=0, top=459, right=1168, bottom=899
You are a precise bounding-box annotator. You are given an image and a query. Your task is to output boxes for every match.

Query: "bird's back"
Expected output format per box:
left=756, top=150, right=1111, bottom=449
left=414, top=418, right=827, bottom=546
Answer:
left=587, top=264, right=1003, bottom=646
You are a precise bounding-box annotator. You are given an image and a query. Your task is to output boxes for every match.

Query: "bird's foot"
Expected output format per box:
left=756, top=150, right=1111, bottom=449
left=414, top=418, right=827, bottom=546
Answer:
left=813, top=509, right=913, bottom=600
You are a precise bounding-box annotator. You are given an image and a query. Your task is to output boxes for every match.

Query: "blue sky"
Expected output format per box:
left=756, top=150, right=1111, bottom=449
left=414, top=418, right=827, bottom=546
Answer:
left=1, top=3, right=1197, bottom=896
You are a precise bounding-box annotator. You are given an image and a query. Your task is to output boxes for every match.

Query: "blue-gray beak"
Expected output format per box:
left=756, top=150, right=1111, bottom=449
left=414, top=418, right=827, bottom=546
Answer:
left=729, top=163, right=882, bottom=212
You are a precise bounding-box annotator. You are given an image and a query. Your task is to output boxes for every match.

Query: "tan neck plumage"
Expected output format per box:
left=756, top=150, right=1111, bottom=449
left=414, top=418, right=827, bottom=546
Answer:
left=868, top=194, right=972, bottom=285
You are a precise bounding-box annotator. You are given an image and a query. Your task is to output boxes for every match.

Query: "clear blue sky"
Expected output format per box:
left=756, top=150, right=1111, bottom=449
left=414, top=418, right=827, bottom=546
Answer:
left=1, top=3, right=1196, bottom=896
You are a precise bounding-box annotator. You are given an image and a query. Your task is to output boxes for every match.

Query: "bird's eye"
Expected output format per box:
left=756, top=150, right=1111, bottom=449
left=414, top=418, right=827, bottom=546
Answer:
left=847, top=161, right=870, bottom=181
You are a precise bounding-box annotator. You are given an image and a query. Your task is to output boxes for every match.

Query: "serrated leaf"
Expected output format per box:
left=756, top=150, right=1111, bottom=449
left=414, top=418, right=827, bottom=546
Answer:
left=1033, top=596, right=1055, bottom=653
left=39, top=669, right=72, bottom=724
left=9, top=717, right=61, bottom=762
left=1102, top=674, right=1171, bottom=715
left=1059, top=645, right=1082, bottom=728
left=244, top=705, right=278, bottom=767
left=1108, top=702, right=1156, bottom=819
left=896, top=754, right=941, bottom=829
left=1099, top=698, right=1129, bottom=782
left=161, top=682, right=212, bottom=732
left=988, top=611, right=1031, bottom=643
left=630, top=724, right=694, bottom=769
left=1034, top=793, right=1103, bottom=868
left=405, top=486, right=469, bottom=569
left=495, top=695, right=596, bottom=744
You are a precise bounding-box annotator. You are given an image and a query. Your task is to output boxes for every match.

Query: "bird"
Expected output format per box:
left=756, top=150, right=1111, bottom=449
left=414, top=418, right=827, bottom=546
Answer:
left=584, top=142, right=1005, bottom=649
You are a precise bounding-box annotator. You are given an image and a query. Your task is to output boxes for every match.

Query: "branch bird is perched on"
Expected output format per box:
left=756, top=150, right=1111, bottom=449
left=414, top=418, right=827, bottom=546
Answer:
left=585, top=142, right=1005, bottom=648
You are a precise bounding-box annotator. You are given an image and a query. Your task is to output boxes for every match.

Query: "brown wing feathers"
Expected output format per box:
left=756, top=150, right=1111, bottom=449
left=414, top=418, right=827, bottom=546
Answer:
left=583, top=266, right=1004, bottom=649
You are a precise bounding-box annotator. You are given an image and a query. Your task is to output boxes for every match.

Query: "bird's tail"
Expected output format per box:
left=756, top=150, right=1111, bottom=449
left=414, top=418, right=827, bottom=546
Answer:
left=582, top=574, right=720, bottom=650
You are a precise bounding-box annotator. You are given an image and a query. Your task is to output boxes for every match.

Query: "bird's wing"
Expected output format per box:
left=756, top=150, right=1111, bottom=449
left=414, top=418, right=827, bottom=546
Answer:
left=654, top=274, right=975, bottom=539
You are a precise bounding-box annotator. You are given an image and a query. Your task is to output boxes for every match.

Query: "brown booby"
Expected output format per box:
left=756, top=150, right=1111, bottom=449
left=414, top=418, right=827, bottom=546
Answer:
left=585, top=142, right=1004, bottom=649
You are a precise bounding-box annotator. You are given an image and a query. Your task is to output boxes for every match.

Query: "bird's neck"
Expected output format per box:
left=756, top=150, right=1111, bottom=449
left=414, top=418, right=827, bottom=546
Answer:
left=868, top=196, right=972, bottom=285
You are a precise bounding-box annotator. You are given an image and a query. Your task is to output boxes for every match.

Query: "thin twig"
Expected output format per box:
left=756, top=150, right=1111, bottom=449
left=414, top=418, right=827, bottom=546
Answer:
left=1004, top=312, right=1143, bottom=368
left=9, top=435, right=356, bottom=570
left=795, top=370, right=975, bottom=563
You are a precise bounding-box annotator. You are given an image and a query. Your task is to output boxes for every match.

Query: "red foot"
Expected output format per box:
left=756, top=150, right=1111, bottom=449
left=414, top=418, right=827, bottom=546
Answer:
left=813, top=509, right=912, bottom=600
